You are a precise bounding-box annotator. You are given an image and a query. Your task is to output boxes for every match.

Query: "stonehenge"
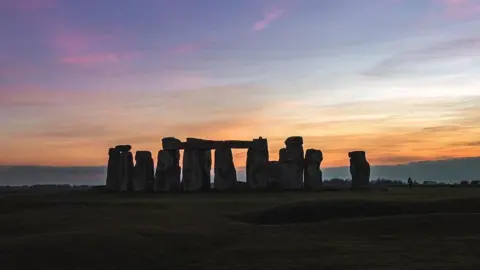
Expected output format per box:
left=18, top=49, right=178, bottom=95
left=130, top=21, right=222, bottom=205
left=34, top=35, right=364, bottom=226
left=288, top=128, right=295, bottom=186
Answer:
left=105, top=137, right=371, bottom=193
left=349, top=151, right=371, bottom=189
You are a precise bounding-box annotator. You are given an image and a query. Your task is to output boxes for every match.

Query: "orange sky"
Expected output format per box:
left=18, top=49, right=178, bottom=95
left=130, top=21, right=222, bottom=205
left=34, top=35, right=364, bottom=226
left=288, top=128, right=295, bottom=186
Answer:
left=1, top=85, right=479, bottom=168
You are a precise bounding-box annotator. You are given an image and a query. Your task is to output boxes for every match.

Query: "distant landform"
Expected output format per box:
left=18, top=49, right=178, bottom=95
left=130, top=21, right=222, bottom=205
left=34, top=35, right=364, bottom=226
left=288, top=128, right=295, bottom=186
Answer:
left=1, top=157, right=479, bottom=186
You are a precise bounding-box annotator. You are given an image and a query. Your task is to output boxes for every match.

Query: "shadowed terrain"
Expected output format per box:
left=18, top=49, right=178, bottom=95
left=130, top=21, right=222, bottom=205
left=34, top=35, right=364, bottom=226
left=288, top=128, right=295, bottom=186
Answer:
left=1, top=187, right=480, bottom=270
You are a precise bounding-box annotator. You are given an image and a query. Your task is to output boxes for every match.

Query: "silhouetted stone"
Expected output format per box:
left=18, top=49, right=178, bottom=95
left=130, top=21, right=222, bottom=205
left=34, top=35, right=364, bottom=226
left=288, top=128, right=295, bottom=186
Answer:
left=106, top=148, right=120, bottom=191
left=279, top=148, right=290, bottom=162
left=304, top=149, right=323, bottom=191
left=246, top=137, right=269, bottom=189
left=201, top=150, right=212, bottom=191
left=155, top=150, right=181, bottom=192
left=275, top=136, right=304, bottom=190
left=114, top=145, right=132, bottom=152
left=133, top=151, right=154, bottom=192
left=182, top=148, right=211, bottom=192
left=285, top=136, right=303, bottom=146
left=214, top=144, right=237, bottom=191
left=285, top=136, right=304, bottom=169
left=119, top=151, right=134, bottom=192
left=186, top=137, right=217, bottom=150
left=266, top=161, right=281, bottom=187
left=162, top=137, right=183, bottom=150
left=349, top=151, right=370, bottom=189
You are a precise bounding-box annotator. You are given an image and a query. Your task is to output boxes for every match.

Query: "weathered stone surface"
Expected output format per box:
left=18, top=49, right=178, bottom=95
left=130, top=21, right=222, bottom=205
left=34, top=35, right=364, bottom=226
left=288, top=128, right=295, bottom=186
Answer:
left=162, top=137, right=183, bottom=150
left=155, top=150, right=181, bottom=192
left=214, top=144, right=237, bottom=191
left=114, top=144, right=132, bottom=152
left=182, top=149, right=211, bottom=192
left=106, top=148, right=120, bottom=191
left=304, top=149, right=323, bottom=191
left=349, top=151, right=370, bottom=189
left=119, top=151, right=134, bottom=192
left=246, top=137, right=269, bottom=189
left=133, top=151, right=154, bottom=192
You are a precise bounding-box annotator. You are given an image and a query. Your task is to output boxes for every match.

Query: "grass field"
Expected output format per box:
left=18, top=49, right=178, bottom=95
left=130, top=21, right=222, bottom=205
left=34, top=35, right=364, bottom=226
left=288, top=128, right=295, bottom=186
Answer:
left=1, top=187, right=480, bottom=270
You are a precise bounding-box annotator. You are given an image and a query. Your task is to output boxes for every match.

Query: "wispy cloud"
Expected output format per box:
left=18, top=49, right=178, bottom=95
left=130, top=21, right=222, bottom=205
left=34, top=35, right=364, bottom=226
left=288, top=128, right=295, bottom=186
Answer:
left=61, top=52, right=139, bottom=66
left=171, top=43, right=204, bottom=54
left=365, top=35, right=480, bottom=77
left=254, top=8, right=285, bottom=31
left=48, top=27, right=139, bottom=68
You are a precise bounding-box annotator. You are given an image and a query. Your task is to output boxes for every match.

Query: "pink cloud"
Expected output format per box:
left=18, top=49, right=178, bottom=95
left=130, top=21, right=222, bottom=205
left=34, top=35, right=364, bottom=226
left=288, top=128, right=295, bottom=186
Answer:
left=170, top=36, right=217, bottom=55
left=172, top=43, right=204, bottom=54
left=51, top=33, right=102, bottom=55
left=254, top=8, right=285, bottom=31
left=436, top=0, right=480, bottom=19
left=48, top=29, right=140, bottom=67
left=61, top=52, right=140, bottom=66
left=62, top=53, right=121, bottom=65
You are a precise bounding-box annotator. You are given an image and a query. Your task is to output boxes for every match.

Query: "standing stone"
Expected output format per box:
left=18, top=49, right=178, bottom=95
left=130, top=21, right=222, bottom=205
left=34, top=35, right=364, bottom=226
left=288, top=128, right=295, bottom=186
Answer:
left=285, top=136, right=304, bottom=169
left=118, top=150, right=134, bottom=192
left=201, top=150, right=212, bottom=191
left=279, top=148, right=289, bottom=162
left=304, top=149, right=323, bottom=191
left=276, top=148, right=296, bottom=189
left=133, top=151, right=154, bottom=192
left=214, top=144, right=237, bottom=191
left=275, top=137, right=304, bottom=190
left=349, top=151, right=371, bottom=189
left=266, top=161, right=282, bottom=189
left=106, top=148, right=120, bottom=191
left=182, top=148, right=211, bottom=192
left=154, top=150, right=181, bottom=192
left=246, top=137, right=269, bottom=189
left=115, top=145, right=132, bottom=152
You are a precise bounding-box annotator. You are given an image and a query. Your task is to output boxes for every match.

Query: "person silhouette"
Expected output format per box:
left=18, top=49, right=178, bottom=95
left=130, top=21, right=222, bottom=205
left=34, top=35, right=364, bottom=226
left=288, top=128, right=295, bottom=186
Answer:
left=408, top=177, right=413, bottom=189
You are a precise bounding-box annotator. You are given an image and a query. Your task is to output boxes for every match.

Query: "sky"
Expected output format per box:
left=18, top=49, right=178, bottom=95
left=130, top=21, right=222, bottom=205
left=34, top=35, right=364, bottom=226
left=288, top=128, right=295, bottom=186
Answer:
left=1, top=0, right=479, bottom=169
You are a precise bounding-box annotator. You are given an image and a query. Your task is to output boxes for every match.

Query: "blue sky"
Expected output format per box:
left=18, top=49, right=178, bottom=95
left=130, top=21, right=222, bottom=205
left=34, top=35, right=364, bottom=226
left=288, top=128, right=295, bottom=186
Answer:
left=0, top=0, right=479, bottom=167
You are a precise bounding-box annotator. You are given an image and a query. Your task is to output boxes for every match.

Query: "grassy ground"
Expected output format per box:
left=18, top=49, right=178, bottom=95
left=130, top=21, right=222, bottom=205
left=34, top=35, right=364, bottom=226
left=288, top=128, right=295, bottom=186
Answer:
left=1, top=187, right=480, bottom=270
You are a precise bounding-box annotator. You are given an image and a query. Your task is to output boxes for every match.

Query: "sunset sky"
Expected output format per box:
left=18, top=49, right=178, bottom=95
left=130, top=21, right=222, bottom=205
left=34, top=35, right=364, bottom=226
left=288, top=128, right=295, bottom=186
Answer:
left=1, top=0, right=479, bottom=168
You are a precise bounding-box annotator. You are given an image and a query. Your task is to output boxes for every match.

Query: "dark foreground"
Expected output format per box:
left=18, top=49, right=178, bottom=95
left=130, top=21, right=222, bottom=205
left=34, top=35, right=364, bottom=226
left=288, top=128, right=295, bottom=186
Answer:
left=1, top=187, right=480, bottom=270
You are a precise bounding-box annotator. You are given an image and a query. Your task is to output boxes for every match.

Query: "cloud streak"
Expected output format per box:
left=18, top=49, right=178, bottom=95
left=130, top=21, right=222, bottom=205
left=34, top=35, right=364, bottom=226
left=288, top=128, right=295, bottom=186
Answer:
left=365, top=35, right=480, bottom=77
left=254, top=8, right=285, bottom=31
